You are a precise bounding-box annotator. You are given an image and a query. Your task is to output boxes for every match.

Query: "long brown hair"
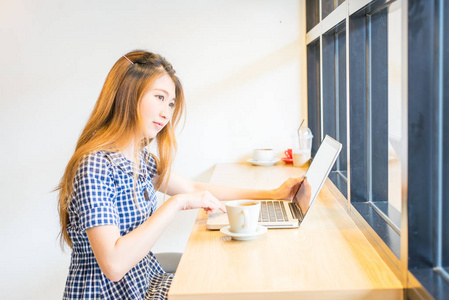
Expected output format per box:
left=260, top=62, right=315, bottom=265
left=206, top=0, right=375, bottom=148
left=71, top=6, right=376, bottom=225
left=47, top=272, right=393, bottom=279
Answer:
left=57, top=50, right=185, bottom=248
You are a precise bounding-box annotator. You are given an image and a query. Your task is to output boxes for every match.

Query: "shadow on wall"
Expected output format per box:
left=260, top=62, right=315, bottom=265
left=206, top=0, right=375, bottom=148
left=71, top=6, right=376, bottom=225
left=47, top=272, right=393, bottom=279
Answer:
left=191, top=40, right=301, bottom=104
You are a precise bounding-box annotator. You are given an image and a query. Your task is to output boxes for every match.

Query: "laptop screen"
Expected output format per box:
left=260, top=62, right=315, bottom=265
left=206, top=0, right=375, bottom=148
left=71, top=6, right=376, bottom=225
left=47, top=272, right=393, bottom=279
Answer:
left=293, top=135, right=342, bottom=220
left=206, top=135, right=342, bottom=230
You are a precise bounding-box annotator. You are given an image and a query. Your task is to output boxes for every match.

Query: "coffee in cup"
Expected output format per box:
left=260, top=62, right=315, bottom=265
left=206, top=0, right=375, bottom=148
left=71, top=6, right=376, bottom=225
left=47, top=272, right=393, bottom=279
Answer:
left=225, top=200, right=261, bottom=234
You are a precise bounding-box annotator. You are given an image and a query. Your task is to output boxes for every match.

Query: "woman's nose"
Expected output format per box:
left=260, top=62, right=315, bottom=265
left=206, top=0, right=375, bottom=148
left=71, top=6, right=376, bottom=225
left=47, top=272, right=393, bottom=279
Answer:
left=160, top=104, right=171, bottom=119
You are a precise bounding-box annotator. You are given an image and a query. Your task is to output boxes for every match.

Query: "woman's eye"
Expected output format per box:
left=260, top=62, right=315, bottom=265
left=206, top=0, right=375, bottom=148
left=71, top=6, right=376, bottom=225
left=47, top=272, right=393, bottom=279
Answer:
left=169, top=102, right=176, bottom=108
left=156, top=95, right=164, bottom=101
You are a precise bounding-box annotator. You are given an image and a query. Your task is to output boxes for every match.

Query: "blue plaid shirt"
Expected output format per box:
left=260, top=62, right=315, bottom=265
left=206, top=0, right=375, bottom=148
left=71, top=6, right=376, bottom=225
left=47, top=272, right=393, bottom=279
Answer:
left=63, top=149, right=172, bottom=299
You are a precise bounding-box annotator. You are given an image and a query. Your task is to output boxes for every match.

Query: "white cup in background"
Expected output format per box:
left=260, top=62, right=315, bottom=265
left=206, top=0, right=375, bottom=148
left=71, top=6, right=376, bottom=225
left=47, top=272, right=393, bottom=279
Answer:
left=292, top=148, right=311, bottom=167
left=226, top=200, right=261, bottom=234
left=253, top=149, right=274, bottom=162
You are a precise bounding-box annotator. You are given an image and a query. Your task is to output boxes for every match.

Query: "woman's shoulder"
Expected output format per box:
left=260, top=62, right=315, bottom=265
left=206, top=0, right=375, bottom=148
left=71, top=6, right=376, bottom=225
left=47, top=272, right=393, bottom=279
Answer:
left=76, top=151, right=114, bottom=178
left=71, top=151, right=117, bottom=205
left=80, top=150, right=112, bottom=166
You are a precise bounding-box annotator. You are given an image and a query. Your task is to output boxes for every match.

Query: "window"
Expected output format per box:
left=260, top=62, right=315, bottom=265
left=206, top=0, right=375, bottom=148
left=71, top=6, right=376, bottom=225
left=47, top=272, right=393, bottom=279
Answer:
left=306, top=0, right=449, bottom=298
left=322, top=23, right=347, bottom=198
left=307, top=39, right=321, bottom=156
left=306, top=0, right=402, bottom=259
left=306, top=0, right=320, bottom=32
left=349, top=0, right=402, bottom=258
left=407, top=0, right=449, bottom=298
left=322, top=0, right=346, bottom=19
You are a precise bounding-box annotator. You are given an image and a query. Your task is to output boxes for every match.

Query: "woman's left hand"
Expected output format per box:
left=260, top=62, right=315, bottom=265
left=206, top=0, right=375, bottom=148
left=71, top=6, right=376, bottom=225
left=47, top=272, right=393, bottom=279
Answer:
left=273, top=177, right=305, bottom=200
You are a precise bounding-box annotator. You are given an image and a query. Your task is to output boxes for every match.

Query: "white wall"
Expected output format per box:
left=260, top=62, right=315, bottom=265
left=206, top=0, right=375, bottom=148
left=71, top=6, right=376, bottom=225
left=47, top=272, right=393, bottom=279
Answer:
left=0, top=0, right=306, bottom=298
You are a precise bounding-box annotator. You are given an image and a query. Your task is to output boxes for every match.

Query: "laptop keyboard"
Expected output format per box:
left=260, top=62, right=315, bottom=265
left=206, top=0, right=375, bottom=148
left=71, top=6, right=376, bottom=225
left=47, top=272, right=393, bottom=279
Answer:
left=259, top=201, right=289, bottom=222
left=258, top=200, right=303, bottom=223
left=288, top=202, right=303, bottom=221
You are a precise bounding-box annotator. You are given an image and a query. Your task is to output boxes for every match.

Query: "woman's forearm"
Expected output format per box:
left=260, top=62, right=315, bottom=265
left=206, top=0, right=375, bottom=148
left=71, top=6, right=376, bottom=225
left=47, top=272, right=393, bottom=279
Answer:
left=192, top=181, right=275, bottom=200
left=87, top=189, right=224, bottom=282
left=87, top=196, right=182, bottom=282
left=161, top=172, right=301, bottom=202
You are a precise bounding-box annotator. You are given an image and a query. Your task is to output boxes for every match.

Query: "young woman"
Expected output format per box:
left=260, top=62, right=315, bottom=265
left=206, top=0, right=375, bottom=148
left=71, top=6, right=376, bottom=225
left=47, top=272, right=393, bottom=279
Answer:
left=57, top=50, right=310, bottom=300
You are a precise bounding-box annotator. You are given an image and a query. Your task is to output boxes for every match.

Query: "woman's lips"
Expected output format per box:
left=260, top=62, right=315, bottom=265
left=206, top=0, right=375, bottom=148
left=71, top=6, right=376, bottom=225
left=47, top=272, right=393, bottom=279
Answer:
left=153, top=122, right=164, bottom=130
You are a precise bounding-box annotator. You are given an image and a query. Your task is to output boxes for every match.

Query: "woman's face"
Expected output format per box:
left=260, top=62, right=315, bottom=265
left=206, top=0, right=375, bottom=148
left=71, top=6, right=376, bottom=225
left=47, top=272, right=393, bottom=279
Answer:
left=140, top=74, right=176, bottom=139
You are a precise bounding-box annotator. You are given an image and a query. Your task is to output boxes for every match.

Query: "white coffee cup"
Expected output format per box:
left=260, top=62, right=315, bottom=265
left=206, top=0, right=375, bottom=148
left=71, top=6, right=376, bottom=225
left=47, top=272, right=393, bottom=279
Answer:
left=226, top=200, right=261, bottom=234
left=253, top=149, right=274, bottom=162
left=292, top=149, right=311, bottom=167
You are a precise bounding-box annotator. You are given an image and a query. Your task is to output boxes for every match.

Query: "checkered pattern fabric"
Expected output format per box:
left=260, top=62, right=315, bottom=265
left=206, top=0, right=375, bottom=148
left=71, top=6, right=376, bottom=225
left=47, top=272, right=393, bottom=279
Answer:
left=63, top=149, right=172, bottom=300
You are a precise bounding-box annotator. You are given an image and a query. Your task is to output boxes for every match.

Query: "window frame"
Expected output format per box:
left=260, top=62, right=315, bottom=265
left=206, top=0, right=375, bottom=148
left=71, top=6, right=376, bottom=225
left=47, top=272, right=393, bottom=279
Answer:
left=306, top=0, right=402, bottom=260
left=305, top=0, right=449, bottom=298
left=407, top=0, right=449, bottom=298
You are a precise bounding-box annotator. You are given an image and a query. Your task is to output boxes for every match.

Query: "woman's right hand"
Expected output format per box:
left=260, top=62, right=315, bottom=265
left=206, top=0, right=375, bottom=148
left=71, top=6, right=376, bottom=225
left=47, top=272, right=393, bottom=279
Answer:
left=292, top=178, right=311, bottom=215
left=175, top=191, right=226, bottom=214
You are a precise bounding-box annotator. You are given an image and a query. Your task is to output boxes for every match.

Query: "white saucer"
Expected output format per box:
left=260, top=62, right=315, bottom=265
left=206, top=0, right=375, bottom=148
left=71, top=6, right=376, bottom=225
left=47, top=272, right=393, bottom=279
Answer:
left=220, top=225, right=267, bottom=241
left=247, top=158, right=280, bottom=166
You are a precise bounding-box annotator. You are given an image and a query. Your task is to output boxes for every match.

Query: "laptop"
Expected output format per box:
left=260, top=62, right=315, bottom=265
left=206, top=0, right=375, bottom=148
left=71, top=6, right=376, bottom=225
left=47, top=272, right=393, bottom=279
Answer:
left=206, top=135, right=342, bottom=230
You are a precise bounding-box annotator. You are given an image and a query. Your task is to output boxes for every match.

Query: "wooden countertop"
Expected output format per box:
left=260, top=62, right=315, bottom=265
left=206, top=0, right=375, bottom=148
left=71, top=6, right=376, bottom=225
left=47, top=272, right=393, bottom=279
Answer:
left=168, top=163, right=402, bottom=300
